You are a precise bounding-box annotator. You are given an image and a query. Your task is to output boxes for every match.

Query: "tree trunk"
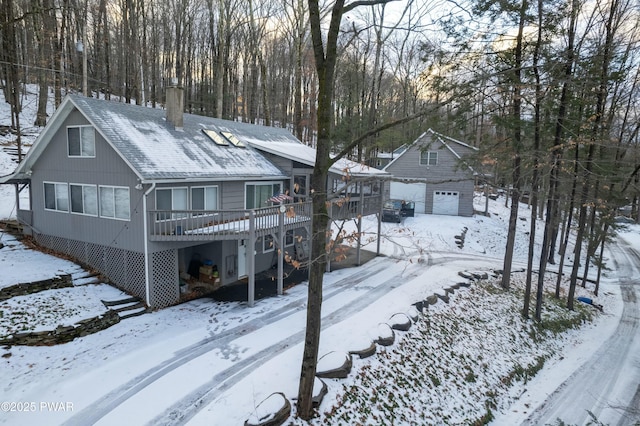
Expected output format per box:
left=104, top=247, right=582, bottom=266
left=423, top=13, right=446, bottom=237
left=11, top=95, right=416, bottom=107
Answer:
left=581, top=190, right=600, bottom=286
left=524, top=0, right=543, bottom=319
left=555, top=146, right=579, bottom=298
left=594, top=223, right=608, bottom=296
left=536, top=0, right=578, bottom=319
left=293, top=0, right=305, bottom=140
left=500, top=0, right=527, bottom=291
left=296, top=1, right=337, bottom=418
left=568, top=0, right=617, bottom=310
left=547, top=199, right=560, bottom=265
left=259, top=56, right=271, bottom=126
left=35, top=0, right=53, bottom=127
left=1, top=0, right=23, bottom=162
left=101, top=0, right=111, bottom=100
left=215, top=0, right=227, bottom=118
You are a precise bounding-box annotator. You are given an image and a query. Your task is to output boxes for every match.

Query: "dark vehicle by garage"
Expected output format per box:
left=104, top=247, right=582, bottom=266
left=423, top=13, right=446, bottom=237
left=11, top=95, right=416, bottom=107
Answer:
left=382, top=199, right=415, bottom=223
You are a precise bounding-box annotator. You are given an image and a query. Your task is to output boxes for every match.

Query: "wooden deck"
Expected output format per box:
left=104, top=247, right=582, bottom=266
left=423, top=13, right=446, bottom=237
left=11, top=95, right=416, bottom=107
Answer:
left=148, top=194, right=383, bottom=242
left=148, top=202, right=312, bottom=241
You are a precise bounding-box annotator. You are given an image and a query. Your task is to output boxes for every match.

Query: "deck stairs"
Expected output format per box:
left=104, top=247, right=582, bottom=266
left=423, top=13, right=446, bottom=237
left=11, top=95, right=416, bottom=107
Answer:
left=101, top=297, right=150, bottom=320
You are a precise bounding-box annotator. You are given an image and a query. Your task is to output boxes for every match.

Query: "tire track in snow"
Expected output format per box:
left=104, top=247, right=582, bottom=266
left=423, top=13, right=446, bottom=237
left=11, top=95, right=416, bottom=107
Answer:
left=150, top=262, right=428, bottom=426
left=65, top=252, right=488, bottom=426
left=62, top=258, right=392, bottom=426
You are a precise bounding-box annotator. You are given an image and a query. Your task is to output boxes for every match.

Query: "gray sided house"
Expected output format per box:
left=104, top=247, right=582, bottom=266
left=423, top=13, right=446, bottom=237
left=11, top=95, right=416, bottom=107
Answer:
left=2, top=91, right=387, bottom=308
left=384, top=129, right=478, bottom=217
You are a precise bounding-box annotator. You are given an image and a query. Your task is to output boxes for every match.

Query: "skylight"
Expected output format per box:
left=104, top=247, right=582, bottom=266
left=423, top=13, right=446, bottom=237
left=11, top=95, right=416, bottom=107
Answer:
left=202, top=129, right=229, bottom=146
left=221, top=131, right=245, bottom=147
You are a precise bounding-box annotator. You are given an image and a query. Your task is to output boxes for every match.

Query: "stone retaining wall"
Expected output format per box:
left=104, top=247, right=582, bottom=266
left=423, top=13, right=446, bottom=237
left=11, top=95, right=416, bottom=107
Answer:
left=0, top=310, right=120, bottom=346
left=0, top=275, right=73, bottom=301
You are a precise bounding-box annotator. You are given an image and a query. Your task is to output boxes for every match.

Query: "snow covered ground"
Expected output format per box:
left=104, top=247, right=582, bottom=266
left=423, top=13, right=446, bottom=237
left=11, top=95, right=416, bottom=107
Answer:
left=0, top=90, right=638, bottom=425
left=1, top=196, right=636, bottom=425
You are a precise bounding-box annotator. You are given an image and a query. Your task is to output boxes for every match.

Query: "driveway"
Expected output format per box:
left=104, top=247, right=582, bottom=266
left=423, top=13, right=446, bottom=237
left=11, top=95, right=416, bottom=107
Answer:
left=61, top=256, right=427, bottom=426
left=522, top=238, right=640, bottom=425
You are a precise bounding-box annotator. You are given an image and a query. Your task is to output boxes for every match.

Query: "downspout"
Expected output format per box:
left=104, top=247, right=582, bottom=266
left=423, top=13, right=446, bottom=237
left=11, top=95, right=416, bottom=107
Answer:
left=142, top=183, right=156, bottom=306
left=357, top=182, right=363, bottom=266
left=14, top=183, right=19, bottom=212
left=377, top=179, right=384, bottom=256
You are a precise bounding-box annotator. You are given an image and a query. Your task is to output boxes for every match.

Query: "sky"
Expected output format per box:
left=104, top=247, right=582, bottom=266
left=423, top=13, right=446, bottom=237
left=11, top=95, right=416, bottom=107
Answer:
left=0, top=88, right=638, bottom=425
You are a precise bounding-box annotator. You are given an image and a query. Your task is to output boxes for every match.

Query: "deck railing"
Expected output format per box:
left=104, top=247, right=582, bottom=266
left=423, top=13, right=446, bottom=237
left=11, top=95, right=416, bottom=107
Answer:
left=148, top=201, right=313, bottom=241
left=329, top=194, right=383, bottom=220
left=148, top=194, right=383, bottom=241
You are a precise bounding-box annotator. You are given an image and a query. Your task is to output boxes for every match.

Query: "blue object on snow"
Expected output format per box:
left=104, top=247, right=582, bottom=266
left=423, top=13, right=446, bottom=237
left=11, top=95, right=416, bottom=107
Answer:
left=577, top=296, right=593, bottom=305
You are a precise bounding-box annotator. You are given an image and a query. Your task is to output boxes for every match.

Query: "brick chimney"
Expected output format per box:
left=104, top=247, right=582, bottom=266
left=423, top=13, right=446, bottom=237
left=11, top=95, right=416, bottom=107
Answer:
left=166, top=78, right=184, bottom=129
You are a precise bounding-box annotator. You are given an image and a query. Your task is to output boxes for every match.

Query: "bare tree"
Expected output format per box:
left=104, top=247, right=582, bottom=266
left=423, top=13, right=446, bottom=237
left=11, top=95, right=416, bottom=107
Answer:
left=283, top=0, right=310, bottom=140
left=1, top=0, right=23, bottom=162
left=535, top=0, right=580, bottom=320
left=568, top=0, right=623, bottom=309
left=297, top=0, right=421, bottom=418
left=500, top=0, right=528, bottom=290
left=33, top=0, right=56, bottom=126
left=523, top=0, right=544, bottom=319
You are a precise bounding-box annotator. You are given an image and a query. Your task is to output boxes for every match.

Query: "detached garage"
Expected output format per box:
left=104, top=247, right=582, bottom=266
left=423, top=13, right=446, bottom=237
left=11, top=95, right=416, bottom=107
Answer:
left=383, top=129, right=478, bottom=217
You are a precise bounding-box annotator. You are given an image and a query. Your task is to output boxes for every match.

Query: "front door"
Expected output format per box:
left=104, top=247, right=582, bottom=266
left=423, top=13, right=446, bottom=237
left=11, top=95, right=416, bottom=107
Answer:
left=238, top=239, right=247, bottom=278
left=293, top=175, right=307, bottom=201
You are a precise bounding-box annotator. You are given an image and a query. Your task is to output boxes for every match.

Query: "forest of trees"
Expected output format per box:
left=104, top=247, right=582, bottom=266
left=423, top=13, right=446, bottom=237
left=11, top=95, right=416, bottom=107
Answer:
left=0, top=0, right=445, bottom=154
left=2, top=0, right=640, bottom=417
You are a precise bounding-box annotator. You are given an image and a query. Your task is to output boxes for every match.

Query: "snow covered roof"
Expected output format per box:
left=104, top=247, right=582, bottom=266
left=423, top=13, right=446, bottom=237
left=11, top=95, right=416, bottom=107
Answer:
left=428, top=129, right=478, bottom=159
left=246, top=139, right=389, bottom=178
left=373, top=144, right=408, bottom=160
left=9, top=95, right=293, bottom=182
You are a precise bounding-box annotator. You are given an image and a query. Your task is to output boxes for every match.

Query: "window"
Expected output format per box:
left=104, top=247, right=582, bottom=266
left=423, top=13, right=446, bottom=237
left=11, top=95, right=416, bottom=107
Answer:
left=70, top=184, right=98, bottom=216
left=263, top=234, right=274, bottom=253
left=100, top=186, right=130, bottom=220
left=191, top=186, right=218, bottom=210
left=245, top=182, right=281, bottom=209
left=44, top=182, right=69, bottom=212
left=221, top=131, right=245, bottom=147
left=285, top=230, right=295, bottom=247
left=331, top=179, right=341, bottom=193
left=420, top=151, right=438, bottom=166
left=202, top=129, right=229, bottom=146
left=68, top=126, right=96, bottom=157
left=156, top=187, right=188, bottom=220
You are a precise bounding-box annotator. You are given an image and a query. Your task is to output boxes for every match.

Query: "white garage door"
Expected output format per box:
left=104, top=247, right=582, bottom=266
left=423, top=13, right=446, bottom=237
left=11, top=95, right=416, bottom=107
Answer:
left=390, top=182, right=426, bottom=213
left=432, top=191, right=459, bottom=215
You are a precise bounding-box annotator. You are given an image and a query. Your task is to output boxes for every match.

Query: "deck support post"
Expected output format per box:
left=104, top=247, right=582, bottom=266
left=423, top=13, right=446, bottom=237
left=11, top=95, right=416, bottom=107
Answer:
left=248, top=210, right=256, bottom=307
left=377, top=188, right=382, bottom=256
left=277, top=208, right=284, bottom=295
left=356, top=184, right=364, bottom=266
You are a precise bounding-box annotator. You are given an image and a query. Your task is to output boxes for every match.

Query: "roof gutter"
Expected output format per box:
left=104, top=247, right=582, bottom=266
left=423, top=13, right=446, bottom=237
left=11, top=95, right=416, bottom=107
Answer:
left=0, top=174, right=25, bottom=185
left=142, top=182, right=156, bottom=307
left=138, top=175, right=290, bottom=185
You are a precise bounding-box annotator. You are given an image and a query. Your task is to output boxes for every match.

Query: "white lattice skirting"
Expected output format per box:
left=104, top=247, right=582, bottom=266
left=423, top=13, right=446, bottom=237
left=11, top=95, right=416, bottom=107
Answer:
left=34, top=234, right=180, bottom=308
